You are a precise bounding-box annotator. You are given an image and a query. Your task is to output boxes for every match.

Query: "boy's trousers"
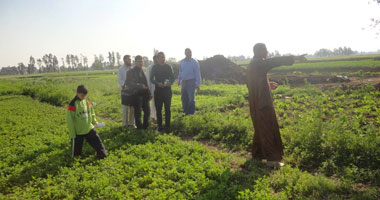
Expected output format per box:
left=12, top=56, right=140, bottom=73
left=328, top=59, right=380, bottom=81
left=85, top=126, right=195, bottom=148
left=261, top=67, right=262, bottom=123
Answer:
left=71, top=129, right=107, bottom=159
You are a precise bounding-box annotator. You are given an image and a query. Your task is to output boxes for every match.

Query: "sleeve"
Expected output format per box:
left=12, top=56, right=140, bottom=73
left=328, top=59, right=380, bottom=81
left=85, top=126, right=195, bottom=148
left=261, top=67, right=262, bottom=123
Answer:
left=259, top=56, right=295, bottom=74
left=117, top=68, right=124, bottom=87
left=66, top=109, right=76, bottom=139
left=169, top=65, right=175, bottom=85
left=126, top=70, right=144, bottom=90
left=194, top=60, right=201, bottom=87
left=89, top=101, right=98, bottom=125
left=178, top=61, right=183, bottom=84
left=150, top=66, right=157, bottom=85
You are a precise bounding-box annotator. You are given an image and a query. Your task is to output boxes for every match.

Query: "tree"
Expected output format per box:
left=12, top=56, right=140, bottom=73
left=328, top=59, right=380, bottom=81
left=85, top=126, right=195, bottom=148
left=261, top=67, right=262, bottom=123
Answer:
left=0, top=66, right=19, bottom=75
left=17, top=63, right=27, bottom=74
left=314, top=48, right=333, bottom=57
left=53, top=55, right=59, bottom=72
left=99, top=54, right=105, bottom=68
left=153, top=48, right=159, bottom=56
left=116, top=52, right=121, bottom=67
left=112, top=52, right=116, bottom=68
left=167, top=57, right=177, bottom=63
left=27, top=56, right=37, bottom=74
left=42, top=54, right=50, bottom=72
left=74, top=55, right=79, bottom=70
left=83, top=56, right=89, bottom=69
left=66, top=55, right=72, bottom=69
left=61, top=58, right=65, bottom=69
left=108, top=52, right=114, bottom=68
left=91, top=55, right=103, bottom=70
left=71, top=55, right=77, bottom=70
left=37, top=58, right=43, bottom=72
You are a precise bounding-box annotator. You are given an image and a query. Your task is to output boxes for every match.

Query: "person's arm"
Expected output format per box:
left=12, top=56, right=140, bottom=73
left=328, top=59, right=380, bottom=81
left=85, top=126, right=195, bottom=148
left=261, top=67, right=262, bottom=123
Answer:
left=117, top=68, right=124, bottom=87
left=150, top=66, right=157, bottom=85
left=126, top=70, right=144, bottom=90
left=89, top=100, right=98, bottom=125
left=169, top=65, right=175, bottom=85
left=265, top=56, right=294, bottom=70
left=66, top=107, right=76, bottom=139
left=146, top=66, right=151, bottom=87
left=260, top=55, right=307, bottom=73
left=178, top=61, right=183, bottom=85
left=194, top=60, right=201, bottom=88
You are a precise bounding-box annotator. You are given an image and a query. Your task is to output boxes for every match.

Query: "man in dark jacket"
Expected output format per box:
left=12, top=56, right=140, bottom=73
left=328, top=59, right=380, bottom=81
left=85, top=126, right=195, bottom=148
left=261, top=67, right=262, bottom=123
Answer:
left=149, top=52, right=175, bottom=131
left=125, top=55, right=151, bottom=129
left=247, top=43, right=306, bottom=167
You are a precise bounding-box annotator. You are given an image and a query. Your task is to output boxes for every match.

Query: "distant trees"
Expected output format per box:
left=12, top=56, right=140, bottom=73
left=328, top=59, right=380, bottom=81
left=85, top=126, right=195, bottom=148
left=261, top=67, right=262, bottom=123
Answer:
left=17, top=63, right=27, bottom=75
left=228, top=55, right=251, bottom=62
left=27, top=56, right=37, bottom=74
left=0, top=52, right=113, bottom=75
left=91, top=55, right=103, bottom=70
left=314, top=47, right=357, bottom=57
left=41, top=54, right=59, bottom=73
left=116, top=52, right=121, bottom=66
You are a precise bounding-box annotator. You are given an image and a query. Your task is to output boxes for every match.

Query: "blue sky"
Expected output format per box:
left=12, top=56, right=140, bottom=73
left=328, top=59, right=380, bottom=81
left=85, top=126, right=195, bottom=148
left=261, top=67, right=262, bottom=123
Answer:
left=0, top=0, right=379, bottom=67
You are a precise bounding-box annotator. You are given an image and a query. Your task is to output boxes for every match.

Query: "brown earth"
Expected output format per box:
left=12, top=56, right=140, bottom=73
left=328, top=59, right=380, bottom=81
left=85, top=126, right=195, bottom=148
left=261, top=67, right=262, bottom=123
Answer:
left=199, top=55, right=246, bottom=84
left=278, top=75, right=380, bottom=89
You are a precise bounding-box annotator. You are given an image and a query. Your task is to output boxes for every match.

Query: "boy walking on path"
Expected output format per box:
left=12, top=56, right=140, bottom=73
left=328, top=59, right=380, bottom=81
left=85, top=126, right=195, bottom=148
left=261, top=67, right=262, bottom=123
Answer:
left=66, top=85, right=107, bottom=159
left=178, top=48, right=201, bottom=115
left=150, top=52, right=175, bottom=131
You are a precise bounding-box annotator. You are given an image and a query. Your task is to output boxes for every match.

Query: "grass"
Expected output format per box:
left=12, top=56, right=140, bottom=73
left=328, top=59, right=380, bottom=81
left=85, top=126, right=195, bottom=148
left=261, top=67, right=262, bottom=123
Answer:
left=0, top=70, right=379, bottom=199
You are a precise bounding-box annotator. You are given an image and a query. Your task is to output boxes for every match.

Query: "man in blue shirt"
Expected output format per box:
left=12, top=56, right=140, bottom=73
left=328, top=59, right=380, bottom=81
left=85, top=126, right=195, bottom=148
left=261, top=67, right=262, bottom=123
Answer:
left=178, top=48, right=201, bottom=115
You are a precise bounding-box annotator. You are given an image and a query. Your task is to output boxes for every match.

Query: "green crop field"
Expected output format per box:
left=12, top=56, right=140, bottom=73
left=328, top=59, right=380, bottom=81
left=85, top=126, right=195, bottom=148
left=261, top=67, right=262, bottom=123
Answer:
left=1, top=69, right=380, bottom=199
left=237, top=55, right=380, bottom=73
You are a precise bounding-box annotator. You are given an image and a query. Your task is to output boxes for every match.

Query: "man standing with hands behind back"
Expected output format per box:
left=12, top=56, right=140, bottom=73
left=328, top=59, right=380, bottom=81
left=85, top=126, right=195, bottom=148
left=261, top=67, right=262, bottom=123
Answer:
left=178, top=48, right=201, bottom=115
left=117, top=55, right=135, bottom=128
left=247, top=43, right=306, bottom=167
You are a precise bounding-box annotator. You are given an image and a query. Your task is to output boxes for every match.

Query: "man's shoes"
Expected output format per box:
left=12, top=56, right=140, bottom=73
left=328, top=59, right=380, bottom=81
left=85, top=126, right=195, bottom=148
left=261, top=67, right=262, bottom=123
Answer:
left=164, top=126, right=171, bottom=133
left=265, top=160, right=285, bottom=168
left=128, top=124, right=137, bottom=129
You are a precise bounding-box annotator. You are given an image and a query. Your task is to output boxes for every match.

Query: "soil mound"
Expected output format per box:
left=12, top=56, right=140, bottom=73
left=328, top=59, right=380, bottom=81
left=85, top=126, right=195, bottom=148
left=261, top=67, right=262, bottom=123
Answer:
left=199, top=55, right=246, bottom=84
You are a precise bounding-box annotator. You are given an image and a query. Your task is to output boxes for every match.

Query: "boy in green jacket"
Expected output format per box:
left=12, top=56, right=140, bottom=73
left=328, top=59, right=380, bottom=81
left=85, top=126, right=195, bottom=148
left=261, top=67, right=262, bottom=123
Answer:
left=66, top=85, right=107, bottom=159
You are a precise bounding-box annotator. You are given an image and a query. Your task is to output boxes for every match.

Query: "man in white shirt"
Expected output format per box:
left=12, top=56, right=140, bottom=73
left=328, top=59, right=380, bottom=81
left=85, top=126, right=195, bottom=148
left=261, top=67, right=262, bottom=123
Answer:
left=146, top=55, right=158, bottom=123
left=117, top=55, right=135, bottom=127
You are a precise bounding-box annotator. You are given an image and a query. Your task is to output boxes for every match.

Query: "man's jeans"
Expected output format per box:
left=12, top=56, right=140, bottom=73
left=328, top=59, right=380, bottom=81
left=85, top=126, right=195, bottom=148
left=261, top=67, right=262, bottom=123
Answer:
left=181, top=79, right=196, bottom=115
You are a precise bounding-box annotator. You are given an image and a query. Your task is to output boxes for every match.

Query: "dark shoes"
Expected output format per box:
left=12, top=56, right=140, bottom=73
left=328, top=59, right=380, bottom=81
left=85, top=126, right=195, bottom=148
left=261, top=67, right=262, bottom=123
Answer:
left=157, top=126, right=170, bottom=133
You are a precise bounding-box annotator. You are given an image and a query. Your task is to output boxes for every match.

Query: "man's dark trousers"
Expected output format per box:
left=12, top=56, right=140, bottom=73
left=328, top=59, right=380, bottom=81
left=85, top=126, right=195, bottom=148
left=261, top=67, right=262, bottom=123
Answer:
left=181, top=79, right=196, bottom=115
left=72, top=129, right=107, bottom=159
left=134, top=95, right=150, bottom=129
left=154, top=87, right=172, bottom=128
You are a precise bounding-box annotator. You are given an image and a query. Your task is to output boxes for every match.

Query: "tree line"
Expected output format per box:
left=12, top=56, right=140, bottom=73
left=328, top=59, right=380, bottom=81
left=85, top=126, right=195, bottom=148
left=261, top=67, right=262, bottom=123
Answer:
left=313, top=47, right=357, bottom=57
left=0, top=51, right=147, bottom=75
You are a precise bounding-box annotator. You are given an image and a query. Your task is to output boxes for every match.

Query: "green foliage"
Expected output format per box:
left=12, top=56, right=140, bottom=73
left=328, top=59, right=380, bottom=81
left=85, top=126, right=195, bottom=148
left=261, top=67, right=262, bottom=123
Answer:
left=1, top=71, right=379, bottom=199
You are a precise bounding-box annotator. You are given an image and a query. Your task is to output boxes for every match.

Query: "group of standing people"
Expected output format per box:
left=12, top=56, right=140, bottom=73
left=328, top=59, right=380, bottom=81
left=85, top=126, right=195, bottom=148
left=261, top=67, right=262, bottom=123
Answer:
left=117, top=48, right=202, bottom=132
left=67, top=43, right=307, bottom=168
